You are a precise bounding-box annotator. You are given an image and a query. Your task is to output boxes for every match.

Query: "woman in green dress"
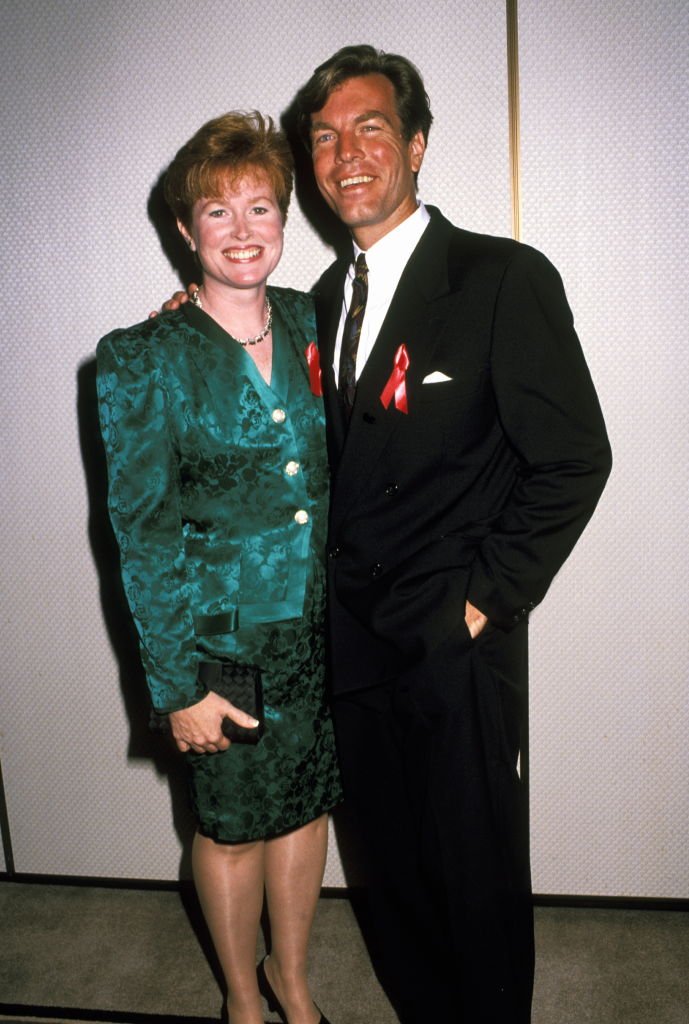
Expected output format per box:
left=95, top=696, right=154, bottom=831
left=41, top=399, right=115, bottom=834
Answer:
left=97, top=112, right=341, bottom=1024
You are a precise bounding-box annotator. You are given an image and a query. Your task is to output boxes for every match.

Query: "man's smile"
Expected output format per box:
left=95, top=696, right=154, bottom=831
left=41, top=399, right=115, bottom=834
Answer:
left=338, top=175, right=374, bottom=189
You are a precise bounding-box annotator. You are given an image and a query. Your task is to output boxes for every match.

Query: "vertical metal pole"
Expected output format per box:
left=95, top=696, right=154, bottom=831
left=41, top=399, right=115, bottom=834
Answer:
left=506, top=0, right=522, bottom=241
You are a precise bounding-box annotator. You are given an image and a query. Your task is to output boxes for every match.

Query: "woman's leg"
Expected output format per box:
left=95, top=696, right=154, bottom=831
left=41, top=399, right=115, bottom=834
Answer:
left=192, top=830, right=265, bottom=1024
left=263, top=813, right=329, bottom=1024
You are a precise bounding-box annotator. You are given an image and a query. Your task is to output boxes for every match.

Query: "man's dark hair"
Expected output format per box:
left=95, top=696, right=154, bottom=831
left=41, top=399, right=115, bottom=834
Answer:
left=296, top=44, right=433, bottom=148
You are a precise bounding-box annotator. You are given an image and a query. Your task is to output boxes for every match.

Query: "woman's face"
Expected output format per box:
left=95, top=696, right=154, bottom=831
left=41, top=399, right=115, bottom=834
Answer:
left=179, top=170, right=284, bottom=292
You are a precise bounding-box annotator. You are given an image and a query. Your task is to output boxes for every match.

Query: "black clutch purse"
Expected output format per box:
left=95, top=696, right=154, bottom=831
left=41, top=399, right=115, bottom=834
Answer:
left=197, top=660, right=264, bottom=744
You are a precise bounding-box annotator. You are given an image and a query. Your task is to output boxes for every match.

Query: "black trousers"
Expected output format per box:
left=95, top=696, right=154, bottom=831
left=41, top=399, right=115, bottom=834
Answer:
left=333, top=628, right=534, bottom=1023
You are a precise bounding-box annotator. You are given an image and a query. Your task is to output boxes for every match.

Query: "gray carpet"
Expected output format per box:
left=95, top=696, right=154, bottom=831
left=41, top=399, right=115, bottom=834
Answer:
left=1, top=882, right=688, bottom=1023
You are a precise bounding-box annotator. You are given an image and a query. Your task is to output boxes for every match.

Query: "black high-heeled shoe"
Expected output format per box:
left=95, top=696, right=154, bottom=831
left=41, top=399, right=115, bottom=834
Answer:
left=256, top=956, right=332, bottom=1024
left=257, top=956, right=286, bottom=1021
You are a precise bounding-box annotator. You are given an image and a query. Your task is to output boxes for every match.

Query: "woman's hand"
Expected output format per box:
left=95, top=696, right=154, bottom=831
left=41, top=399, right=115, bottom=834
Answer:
left=148, top=282, right=200, bottom=319
left=168, top=690, right=259, bottom=754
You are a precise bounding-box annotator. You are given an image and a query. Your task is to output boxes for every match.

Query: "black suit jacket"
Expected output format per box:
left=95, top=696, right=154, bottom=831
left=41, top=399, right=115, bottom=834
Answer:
left=315, top=207, right=611, bottom=695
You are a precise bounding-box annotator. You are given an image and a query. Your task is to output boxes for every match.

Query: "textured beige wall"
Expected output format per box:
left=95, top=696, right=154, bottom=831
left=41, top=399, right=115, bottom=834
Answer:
left=520, top=0, right=689, bottom=897
left=1, top=0, right=686, bottom=896
left=0, top=0, right=510, bottom=884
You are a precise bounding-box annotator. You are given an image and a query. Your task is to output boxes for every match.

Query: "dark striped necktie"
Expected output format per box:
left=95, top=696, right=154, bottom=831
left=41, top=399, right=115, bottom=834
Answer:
left=338, top=253, right=368, bottom=417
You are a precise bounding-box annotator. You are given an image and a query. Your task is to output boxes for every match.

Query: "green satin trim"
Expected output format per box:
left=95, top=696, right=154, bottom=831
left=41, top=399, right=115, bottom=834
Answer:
left=192, top=587, right=309, bottom=634
left=193, top=609, right=239, bottom=635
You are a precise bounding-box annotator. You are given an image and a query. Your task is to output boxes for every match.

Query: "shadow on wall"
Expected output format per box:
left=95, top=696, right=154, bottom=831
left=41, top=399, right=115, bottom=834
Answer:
left=147, top=173, right=199, bottom=288
left=280, top=95, right=352, bottom=266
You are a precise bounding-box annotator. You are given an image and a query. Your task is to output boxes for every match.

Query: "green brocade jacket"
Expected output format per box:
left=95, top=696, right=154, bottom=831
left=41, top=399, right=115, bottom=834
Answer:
left=96, top=287, right=328, bottom=713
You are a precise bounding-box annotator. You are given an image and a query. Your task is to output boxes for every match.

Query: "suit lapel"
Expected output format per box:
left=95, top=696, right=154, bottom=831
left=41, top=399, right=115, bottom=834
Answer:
left=329, top=211, right=460, bottom=531
left=315, top=259, right=349, bottom=462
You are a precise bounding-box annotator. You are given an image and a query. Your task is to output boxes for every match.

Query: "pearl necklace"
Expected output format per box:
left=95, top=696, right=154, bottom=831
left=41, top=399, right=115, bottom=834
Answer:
left=190, top=288, right=272, bottom=346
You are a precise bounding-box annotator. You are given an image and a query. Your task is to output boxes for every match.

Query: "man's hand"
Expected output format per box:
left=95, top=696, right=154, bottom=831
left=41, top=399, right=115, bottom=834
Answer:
left=168, top=690, right=259, bottom=754
left=465, top=599, right=489, bottom=640
left=148, top=282, right=200, bottom=319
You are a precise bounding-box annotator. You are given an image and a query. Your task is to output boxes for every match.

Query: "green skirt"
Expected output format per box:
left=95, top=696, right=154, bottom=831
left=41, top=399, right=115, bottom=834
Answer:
left=186, top=565, right=342, bottom=842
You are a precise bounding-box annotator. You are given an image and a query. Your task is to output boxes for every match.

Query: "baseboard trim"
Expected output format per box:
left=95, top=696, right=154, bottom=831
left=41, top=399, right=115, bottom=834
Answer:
left=0, top=872, right=183, bottom=891
left=0, top=1004, right=217, bottom=1024
left=1, top=873, right=687, bottom=910
left=532, top=892, right=689, bottom=912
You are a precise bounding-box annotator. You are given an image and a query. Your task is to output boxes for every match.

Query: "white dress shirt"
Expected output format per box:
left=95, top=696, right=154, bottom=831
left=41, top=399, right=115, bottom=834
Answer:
left=333, top=202, right=431, bottom=382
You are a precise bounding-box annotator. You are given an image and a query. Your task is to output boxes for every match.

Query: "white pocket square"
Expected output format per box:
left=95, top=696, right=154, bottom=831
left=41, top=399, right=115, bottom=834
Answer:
left=422, top=371, right=453, bottom=383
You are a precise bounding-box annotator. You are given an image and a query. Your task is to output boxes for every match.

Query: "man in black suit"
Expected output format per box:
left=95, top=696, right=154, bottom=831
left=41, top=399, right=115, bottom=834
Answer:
left=296, top=46, right=611, bottom=1023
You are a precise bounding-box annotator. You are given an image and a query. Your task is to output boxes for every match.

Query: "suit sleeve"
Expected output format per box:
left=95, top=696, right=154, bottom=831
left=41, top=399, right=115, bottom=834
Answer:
left=96, top=330, right=206, bottom=713
left=466, top=247, right=612, bottom=629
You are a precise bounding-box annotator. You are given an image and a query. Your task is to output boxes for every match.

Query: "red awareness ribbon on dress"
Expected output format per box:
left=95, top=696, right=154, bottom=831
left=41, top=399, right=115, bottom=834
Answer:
left=379, top=344, right=410, bottom=414
left=305, top=341, right=323, bottom=397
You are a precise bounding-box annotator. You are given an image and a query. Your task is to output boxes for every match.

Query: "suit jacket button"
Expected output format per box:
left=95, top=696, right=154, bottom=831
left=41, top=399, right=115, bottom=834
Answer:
left=370, top=563, right=383, bottom=577
left=385, top=483, right=398, bottom=496
left=328, top=546, right=340, bottom=559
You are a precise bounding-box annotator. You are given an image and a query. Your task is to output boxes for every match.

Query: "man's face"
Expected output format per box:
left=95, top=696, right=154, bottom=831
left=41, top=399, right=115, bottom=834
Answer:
left=310, top=73, right=425, bottom=249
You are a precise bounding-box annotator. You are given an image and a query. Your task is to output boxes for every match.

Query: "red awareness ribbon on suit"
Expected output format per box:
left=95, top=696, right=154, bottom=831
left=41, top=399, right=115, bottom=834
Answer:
left=305, top=341, right=323, bottom=397
left=380, top=344, right=410, bottom=414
